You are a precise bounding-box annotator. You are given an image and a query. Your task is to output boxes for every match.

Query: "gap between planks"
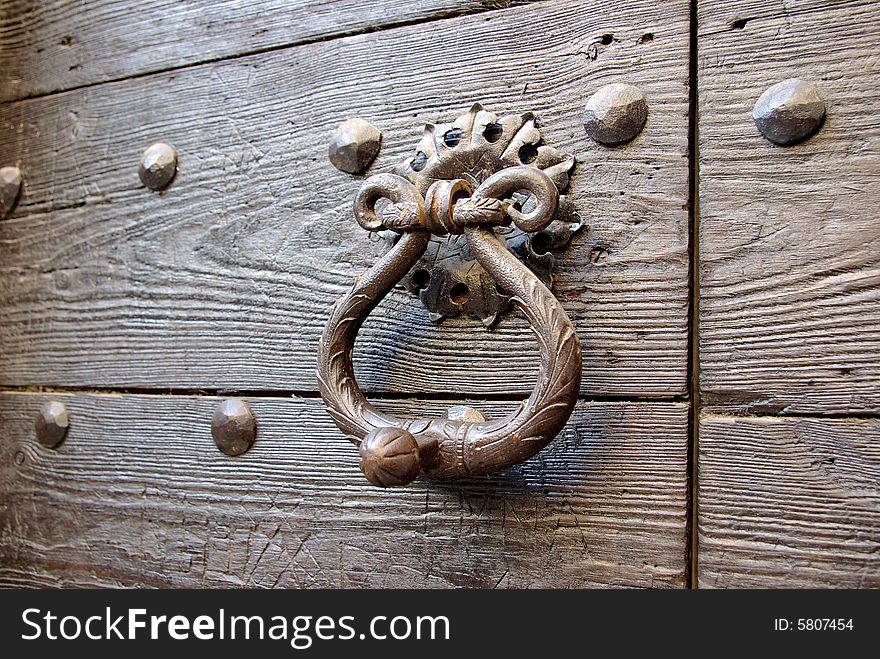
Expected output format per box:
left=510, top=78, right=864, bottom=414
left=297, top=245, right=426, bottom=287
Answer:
left=0, top=384, right=688, bottom=404
left=0, top=0, right=550, bottom=107
left=686, top=0, right=701, bottom=590
left=699, top=407, right=880, bottom=421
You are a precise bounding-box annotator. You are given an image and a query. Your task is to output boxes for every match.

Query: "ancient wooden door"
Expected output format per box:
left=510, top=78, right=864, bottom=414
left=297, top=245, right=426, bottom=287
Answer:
left=0, top=0, right=875, bottom=588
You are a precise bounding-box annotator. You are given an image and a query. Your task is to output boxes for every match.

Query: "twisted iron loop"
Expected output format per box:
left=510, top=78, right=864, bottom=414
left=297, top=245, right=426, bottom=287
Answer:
left=318, top=166, right=581, bottom=487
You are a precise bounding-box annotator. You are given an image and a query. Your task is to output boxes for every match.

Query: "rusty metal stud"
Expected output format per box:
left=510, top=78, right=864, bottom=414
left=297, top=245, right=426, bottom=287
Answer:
left=328, top=118, right=382, bottom=174
left=35, top=401, right=69, bottom=449
left=0, top=166, right=22, bottom=219
left=211, top=398, right=257, bottom=456
left=139, top=142, right=178, bottom=190
left=583, top=83, right=648, bottom=146
left=753, top=79, right=826, bottom=145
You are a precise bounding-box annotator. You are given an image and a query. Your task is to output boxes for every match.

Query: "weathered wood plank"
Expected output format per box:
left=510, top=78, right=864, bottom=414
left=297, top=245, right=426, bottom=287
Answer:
left=699, top=414, right=880, bottom=588
left=698, top=0, right=880, bottom=413
left=0, top=392, right=688, bottom=588
left=0, top=0, right=690, bottom=396
left=0, top=0, right=534, bottom=103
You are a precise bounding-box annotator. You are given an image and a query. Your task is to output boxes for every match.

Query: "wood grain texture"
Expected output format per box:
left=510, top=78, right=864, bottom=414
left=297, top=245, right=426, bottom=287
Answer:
left=0, top=0, right=690, bottom=397
left=698, top=0, right=880, bottom=414
left=699, top=414, right=880, bottom=588
left=0, top=392, right=688, bottom=588
left=0, top=0, right=534, bottom=103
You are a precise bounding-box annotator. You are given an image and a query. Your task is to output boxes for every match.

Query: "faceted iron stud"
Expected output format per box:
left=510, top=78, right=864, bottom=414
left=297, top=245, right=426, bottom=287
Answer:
left=752, top=79, right=826, bottom=146
left=35, top=401, right=69, bottom=449
left=358, top=427, right=421, bottom=487
left=211, top=398, right=257, bottom=456
left=583, top=83, right=648, bottom=146
left=0, top=166, right=22, bottom=219
left=328, top=118, right=382, bottom=174
left=139, top=142, right=178, bottom=190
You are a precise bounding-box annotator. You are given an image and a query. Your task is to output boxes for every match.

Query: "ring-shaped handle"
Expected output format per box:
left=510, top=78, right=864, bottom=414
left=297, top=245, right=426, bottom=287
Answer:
left=317, top=170, right=582, bottom=486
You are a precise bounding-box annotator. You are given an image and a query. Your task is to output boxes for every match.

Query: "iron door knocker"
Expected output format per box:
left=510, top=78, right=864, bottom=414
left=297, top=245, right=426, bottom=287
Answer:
left=317, top=104, right=582, bottom=487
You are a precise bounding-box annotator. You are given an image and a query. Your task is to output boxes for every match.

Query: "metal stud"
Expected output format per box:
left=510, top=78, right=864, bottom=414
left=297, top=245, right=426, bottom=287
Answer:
left=0, top=166, right=22, bottom=219
left=211, top=398, right=256, bottom=456
left=139, top=142, right=178, bottom=190
left=328, top=118, right=382, bottom=174
left=583, top=83, right=648, bottom=146
left=35, top=401, right=69, bottom=449
left=752, top=79, right=826, bottom=145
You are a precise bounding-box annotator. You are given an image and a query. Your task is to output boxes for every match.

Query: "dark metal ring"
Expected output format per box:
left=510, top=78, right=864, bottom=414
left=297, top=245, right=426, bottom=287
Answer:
left=317, top=169, right=582, bottom=487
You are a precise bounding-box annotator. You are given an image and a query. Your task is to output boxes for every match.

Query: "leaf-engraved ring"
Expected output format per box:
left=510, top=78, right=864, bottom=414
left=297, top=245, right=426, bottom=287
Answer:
left=317, top=104, right=582, bottom=487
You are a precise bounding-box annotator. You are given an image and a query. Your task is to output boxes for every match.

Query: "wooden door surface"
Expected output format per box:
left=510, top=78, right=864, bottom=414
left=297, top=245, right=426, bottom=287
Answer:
left=697, top=0, right=880, bottom=587
left=0, top=0, right=875, bottom=588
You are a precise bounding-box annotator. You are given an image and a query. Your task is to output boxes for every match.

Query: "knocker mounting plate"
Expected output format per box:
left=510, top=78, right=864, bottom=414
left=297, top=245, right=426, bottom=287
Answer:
left=378, top=103, right=581, bottom=326
left=317, top=103, right=583, bottom=487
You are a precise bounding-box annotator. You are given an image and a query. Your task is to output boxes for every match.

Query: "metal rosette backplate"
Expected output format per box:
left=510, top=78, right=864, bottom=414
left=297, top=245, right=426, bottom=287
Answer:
left=380, top=103, right=582, bottom=327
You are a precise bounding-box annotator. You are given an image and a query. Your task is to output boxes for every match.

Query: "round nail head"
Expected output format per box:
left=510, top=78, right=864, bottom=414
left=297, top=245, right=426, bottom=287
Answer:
left=328, top=118, right=382, bottom=174
left=0, top=165, right=22, bottom=219
left=211, top=398, right=256, bottom=456
left=139, top=142, right=178, bottom=190
left=35, top=401, right=70, bottom=449
left=583, top=83, right=648, bottom=146
left=753, top=79, right=825, bottom=145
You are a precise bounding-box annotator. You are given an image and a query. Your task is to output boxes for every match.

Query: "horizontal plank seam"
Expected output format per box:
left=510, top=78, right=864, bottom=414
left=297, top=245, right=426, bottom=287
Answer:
left=0, top=193, right=113, bottom=222
left=0, top=0, right=550, bottom=107
left=700, top=410, right=880, bottom=421
left=0, top=384, right=688, bottom=404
